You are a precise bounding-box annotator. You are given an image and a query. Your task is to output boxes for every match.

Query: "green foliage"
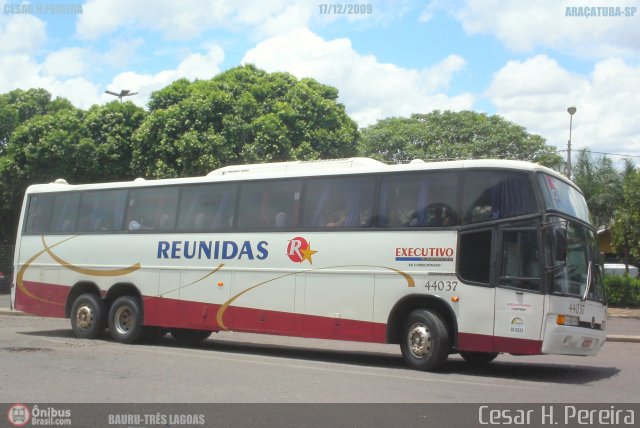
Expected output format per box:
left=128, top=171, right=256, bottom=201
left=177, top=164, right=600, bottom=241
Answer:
left=611, top=166, right=640, bottom=263
left=572, top=149, right=625, bottom=229
left=604, top=275, right=640, bottom=307
left=358, top=111, right=562, bottom=168
left=84, top=101, right=147, bottom=181
left=0, top=88, right=75, bottom=149
left=0, top=90, right=147, bottom=243
left=132, top=65, right=359, bottom=178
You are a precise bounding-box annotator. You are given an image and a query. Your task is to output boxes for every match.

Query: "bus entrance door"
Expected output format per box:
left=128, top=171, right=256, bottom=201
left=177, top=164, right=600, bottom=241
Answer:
left=493, top=225, right=545, bottom=354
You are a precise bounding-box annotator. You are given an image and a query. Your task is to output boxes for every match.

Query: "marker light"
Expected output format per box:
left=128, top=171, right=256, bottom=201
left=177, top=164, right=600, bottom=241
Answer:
left=556, top=314, right=579, bottom=326
left=451, top=296, right=460, bottom=302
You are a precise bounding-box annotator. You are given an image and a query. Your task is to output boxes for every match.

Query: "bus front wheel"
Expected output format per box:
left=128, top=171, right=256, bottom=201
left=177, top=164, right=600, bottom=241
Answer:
left=108, top=296, right=144, bottom=344
left=70, top=293, right=106, bottom=339
left=400, top=309, right=450, bottom=371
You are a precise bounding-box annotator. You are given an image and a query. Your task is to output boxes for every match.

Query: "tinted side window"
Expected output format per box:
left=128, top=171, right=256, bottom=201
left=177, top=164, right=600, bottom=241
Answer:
left=462, top=171, right=537, bottom=224
left=303, top=177, right=375, bottom=229
left=500, top=228, right=541, bottom=291
left=50, top=193, right=80, bottom=233
left=458, top=229, right=492, bottom=285
left=377, top=172, right=458, bottom=227
left=77, top=190, right=127, bottom=232
left=237, top=181, right=301, bottom=229
left=126, top=187, right=179, bottom=231
left=177, top=183, right=236, bottom=231
left=24, top=194, right=55, bottom=234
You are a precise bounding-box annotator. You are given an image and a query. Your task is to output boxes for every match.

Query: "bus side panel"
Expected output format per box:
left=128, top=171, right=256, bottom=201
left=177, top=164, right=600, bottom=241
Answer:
left=14, top=277, right=67, bottom=318
left=302, top=272, right=375, bottom=342
left=227, top=271, right=296, bottom=335
left=455, top=282, right=495, bottom=352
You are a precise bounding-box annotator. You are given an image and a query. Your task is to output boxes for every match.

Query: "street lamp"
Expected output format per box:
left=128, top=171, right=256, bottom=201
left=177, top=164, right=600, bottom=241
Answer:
left=566, top=106, right=577, bottom=179
left=105, top=89, right=138, bottom=102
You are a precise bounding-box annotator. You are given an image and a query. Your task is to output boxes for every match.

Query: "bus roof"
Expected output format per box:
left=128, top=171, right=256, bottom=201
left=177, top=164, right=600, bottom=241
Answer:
left=24, top=157, right=566, bottom=194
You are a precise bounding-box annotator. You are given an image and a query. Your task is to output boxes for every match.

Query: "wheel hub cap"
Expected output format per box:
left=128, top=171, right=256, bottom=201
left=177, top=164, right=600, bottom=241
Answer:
left=76, top=305, right=94, bottom=330
left=408, top=323, right=431, bottom=358
left=114, top=307, right=134, bottom=335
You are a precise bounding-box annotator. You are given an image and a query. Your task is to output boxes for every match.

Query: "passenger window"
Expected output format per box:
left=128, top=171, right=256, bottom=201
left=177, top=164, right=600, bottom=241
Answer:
left=462, top=171, right=536, bottom=224
left=24, top=194, right=55, bottom=234
left=377, top=172, right=458, bottom=227
left=458, top=229, right=493, bottom=285
left=126, top=187, right=179, bottom=231
left=77, top=190, right=127, bottom=232
left=500, top=227, right=541, bottom=292
left=177, top=183, right=236, bottom=231
left=50, top=193, right=80, bottom=233
left=237, top=181, right=301, bottom=229
left=303, top=177, right=374, bottom=228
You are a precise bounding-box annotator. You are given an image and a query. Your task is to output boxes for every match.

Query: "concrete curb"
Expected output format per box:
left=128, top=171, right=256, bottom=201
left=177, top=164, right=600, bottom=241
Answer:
left=0, top=309, right=26, bottom=316
left=606, top=335, right=640, bottom=343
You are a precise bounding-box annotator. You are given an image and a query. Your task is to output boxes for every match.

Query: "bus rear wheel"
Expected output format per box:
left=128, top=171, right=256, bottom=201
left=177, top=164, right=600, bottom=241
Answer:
left=459, top=351, right=499, bottom=365
left=400, top=309, right=450, bottom=371
left=170, top=328, right=212, bottom=346
left=108, top=296, right=144, bottom=344
left=70, top=293, right=106, bottom=339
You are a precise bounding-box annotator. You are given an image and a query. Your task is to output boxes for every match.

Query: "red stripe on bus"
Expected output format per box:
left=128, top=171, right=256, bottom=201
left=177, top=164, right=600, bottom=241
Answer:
left=15, top=281, right=542, bottom=354
left=457, top=332, right=542, bottom=354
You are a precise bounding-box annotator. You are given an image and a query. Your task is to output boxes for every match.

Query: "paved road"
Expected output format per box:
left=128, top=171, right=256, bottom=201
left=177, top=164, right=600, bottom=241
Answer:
left=0, top=314, right=639, bottom=403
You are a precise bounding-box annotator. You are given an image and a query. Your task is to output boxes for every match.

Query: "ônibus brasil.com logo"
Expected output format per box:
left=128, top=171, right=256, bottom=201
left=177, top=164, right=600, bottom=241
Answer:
left=7, top=404, right=31, bottom=427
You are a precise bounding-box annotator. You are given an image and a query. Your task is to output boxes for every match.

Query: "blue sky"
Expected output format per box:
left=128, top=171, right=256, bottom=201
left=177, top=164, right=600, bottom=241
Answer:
left=1, top=0, right=639, bottom=163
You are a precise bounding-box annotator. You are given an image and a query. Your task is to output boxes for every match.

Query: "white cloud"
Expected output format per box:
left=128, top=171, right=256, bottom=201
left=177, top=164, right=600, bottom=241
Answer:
left=102, top=38, right=145, bottom=69
left=0, top=8, right=47, bottom=53
left=42, top=47, right=92, bottom=77
left=455, top=0, right=640, bottom=58
left=77, top=0, right=318, bottom=40
left=242, top=27, right=474, bottom=126
left=0, top=52, right=101, bottom=108
left=103, top=45, right=225, bottom=106
left=486, top=55, right=640, bottom=160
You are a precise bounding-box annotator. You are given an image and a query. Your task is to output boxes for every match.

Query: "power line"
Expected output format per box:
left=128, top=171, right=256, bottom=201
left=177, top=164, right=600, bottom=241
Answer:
left=557, top=149, right=640, bottom=159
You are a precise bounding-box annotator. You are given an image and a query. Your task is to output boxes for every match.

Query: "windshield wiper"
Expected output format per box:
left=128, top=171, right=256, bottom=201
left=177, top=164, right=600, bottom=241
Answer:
left=582, top=261, right=592, bottom=301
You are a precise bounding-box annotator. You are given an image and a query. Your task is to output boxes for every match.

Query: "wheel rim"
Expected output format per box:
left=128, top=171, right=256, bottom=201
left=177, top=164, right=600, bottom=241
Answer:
left=407, top=322, right=431, bottom=358
left=76, top=305, right=94, bottom=330
left=113, top=306, right=134, bottom=335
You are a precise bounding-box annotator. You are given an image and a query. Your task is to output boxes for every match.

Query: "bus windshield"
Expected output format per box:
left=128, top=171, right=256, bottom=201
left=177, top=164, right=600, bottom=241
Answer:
left=538, top=173, right=591, bottom=224
left=545, top=217, right=606, bottom=303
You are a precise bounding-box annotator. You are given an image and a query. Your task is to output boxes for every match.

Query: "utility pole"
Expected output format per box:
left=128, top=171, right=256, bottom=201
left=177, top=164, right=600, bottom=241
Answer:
left=566, top=106, right=577, bottom=179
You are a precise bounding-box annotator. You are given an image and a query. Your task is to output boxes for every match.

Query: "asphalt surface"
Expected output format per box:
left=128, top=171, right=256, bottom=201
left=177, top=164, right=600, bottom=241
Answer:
left=1, top=291, right=637, bottom=342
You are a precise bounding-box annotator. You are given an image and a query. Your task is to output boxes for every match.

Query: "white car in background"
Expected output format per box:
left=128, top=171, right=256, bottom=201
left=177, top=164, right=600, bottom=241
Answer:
left=604, top=263, right=639, bottom=278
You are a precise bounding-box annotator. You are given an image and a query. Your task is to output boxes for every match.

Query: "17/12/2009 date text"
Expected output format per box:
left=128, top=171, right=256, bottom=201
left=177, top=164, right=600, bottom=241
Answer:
left=318, top=3, right=373, bottom=14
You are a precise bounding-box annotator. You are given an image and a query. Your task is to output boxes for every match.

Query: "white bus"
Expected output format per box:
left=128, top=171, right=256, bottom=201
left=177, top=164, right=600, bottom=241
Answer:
left=11, top=157, right=607, bottom=371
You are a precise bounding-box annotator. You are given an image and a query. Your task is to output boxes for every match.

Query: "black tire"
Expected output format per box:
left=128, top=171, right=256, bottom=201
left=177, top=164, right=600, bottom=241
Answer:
left=70, top=293, right=106, bottom=339
left=170, top=328, right=212, bottom=346
left=108, top=296, right=144, bottom=344
left=460, top=351, right=499, bottom=365
left=400, top=309, right=450, bottom=371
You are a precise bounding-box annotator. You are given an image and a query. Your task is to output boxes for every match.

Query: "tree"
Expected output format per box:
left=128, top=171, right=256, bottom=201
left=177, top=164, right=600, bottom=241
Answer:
left=0, top=88, right=75, bottom=150
left=572, top=149, right=624, bottom=229
left=611, top=165, right=640, bottom=269
left=83, top=101, right=147, bottom=181
left=0, top=98, right=147, bottom=244
left=0, top=107, right=97, bottom=243
left=131, top=65, right=359, bottom=178
left=358, top=111, right=562, bottom=168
